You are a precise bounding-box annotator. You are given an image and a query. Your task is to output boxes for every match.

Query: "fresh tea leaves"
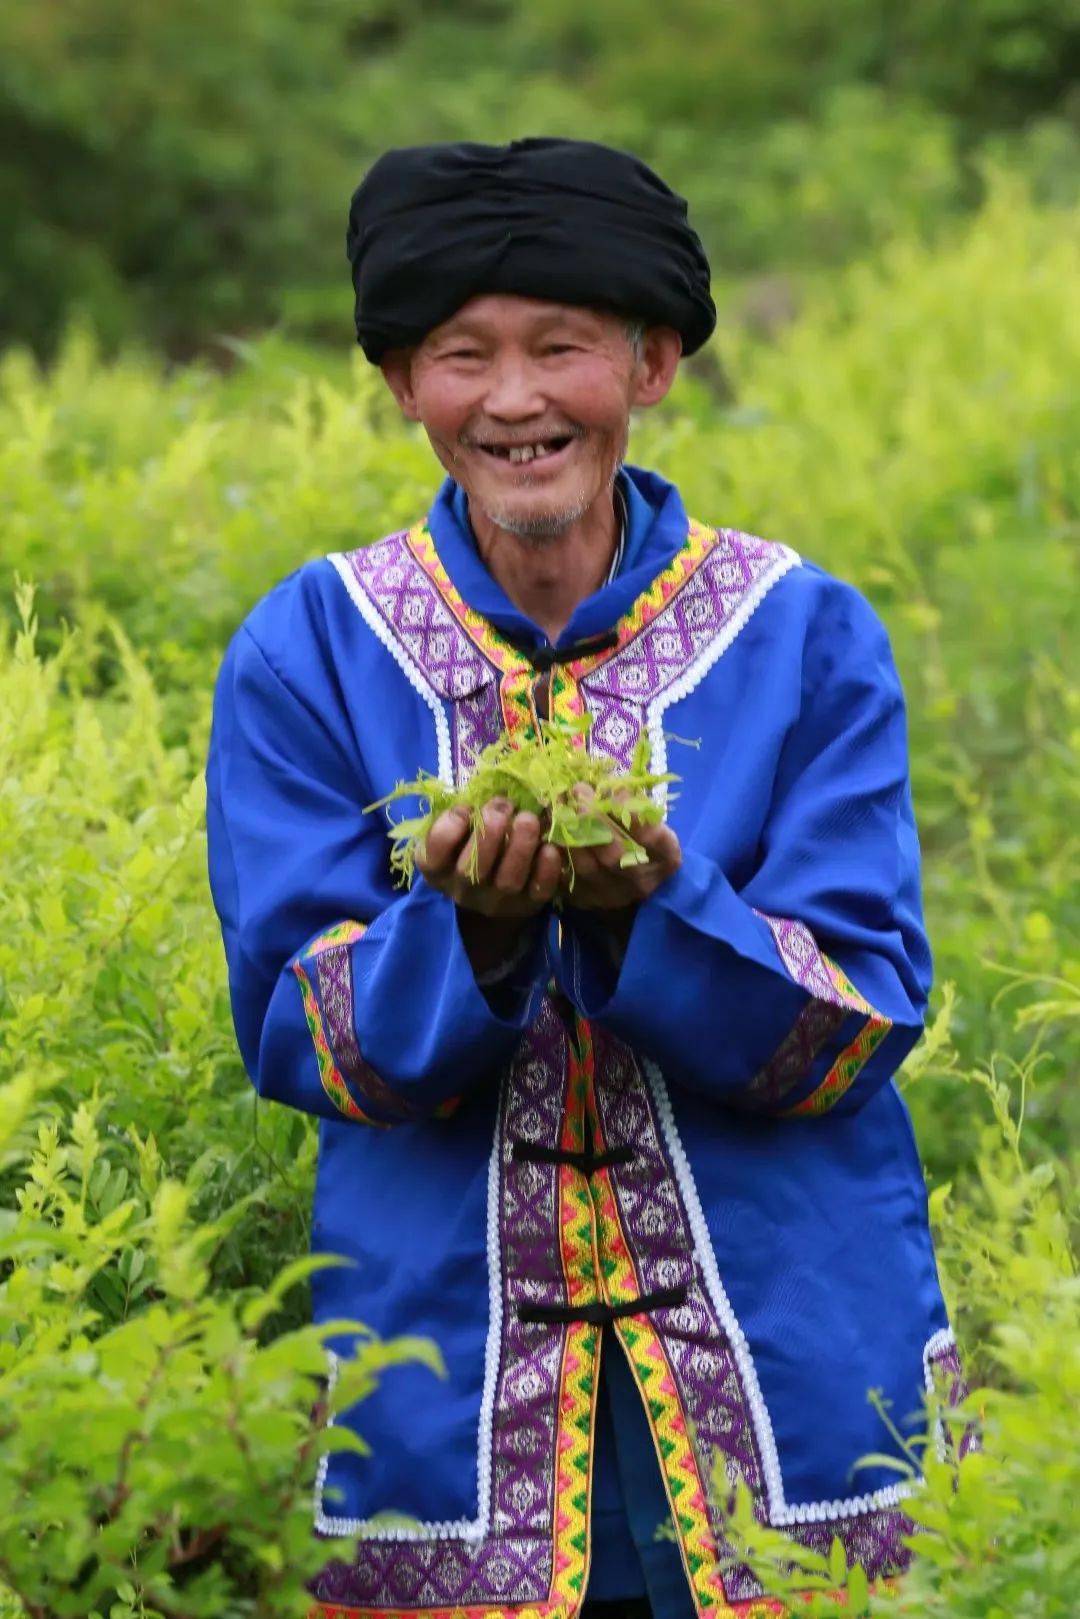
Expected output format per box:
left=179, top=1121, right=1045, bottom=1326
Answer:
left=364, top=711, right=681, bottom=888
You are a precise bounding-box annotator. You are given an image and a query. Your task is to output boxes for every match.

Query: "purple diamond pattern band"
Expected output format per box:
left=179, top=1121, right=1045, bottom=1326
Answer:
left=580, top=528, right=793, bottom=772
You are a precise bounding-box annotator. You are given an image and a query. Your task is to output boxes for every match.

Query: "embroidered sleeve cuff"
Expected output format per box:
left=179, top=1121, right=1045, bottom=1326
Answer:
left=287, top=882, right=547, bottom=1127
left=291, top=920, right=445, bottom=1126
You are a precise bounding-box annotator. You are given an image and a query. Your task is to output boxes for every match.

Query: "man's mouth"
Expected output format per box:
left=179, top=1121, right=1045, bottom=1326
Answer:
left=472, top=434, right=576, bottom=466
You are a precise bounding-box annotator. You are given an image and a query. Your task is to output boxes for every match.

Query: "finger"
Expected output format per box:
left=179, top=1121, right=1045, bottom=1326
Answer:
left=492, top=812, right=542, bottom=894
left=457, top=797, right=512, bottom=884
left=529, top=841, right=565, bottom=904
left=418, top=804, right=472, bottom=875
left=634, top=822, right=681, bottom=871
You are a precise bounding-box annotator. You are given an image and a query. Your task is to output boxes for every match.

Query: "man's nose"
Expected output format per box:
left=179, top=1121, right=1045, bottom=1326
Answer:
left=481, top=356, right=546, bottom=419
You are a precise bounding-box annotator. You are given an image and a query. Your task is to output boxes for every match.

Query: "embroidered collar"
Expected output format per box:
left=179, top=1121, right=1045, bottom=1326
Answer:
left=403, top=514, right=718, bottom=686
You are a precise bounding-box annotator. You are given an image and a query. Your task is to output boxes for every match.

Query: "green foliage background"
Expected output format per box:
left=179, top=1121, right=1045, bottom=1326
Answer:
left=4, top=0, right=1080, bottom=356
left=1, top=4, right=1078, bottom=1615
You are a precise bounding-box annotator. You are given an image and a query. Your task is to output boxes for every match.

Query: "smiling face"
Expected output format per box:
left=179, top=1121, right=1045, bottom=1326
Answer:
left=378, top=294, right=681, bottom=542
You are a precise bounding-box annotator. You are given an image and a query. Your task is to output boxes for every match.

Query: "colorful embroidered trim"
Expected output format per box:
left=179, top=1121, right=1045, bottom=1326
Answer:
left=751, top=912, right=894, bottom=1115
left=584, top=1059, right=735, bottom=1615
left=292, top=956, right=388, bottom=1127
left=304, top=1593, right=793, bottom=1619
left=740, top=1000, right=849, bottom=1112
left=307, top=921, right=370, bottom=954
left=405, top=516, right=716, bottom=676
left=308, top=1609, right=570, bottom=1618
left=753, top=913, right=850, bottom=1009
left=307, top=1597, right=795, bottom=1618
left=293, top=921, right=459, bottom=1125
left=342, top=515, right=789, bottom=774
left=542, top=1006, right=603, bottom=1610
left=617, top=1317, right=735, bottom=1613
left=307, top=1590, right=893, bottom=1619
left=779, top=956, right=892, bottom=1117
left=402, top=516, right=719, bottom=745
left=781, top=1012, right=892, bottom=1116
left=573, top=527, right=799, bottom=776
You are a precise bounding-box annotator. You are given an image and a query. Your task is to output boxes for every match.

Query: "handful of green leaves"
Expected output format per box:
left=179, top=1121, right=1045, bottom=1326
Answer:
left=364, top=711, right=680, bottom=890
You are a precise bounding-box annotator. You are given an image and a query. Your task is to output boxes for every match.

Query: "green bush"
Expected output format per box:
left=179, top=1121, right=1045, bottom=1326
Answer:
left=0, top=590, right=443, bottom=1618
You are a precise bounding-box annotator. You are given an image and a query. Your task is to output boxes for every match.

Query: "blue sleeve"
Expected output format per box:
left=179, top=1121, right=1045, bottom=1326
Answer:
left=553, top=579, right=932, bottom=1117
left=205, top=614, right=546, bottom=1128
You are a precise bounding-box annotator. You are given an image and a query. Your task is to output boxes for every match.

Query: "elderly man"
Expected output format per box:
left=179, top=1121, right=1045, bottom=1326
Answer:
left=206, top=139, right=966, bottom=1619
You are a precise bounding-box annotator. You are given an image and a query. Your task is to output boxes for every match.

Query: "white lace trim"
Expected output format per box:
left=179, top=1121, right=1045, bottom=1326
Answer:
left=311, top=1103, right=503, bottom=1541
left=642, top=1055, right=951, bottom=1525
left=327, top=550, right=453, bottom=787
left=641, top=1056, right=786, bottom=1518
left=645, top=543, right=802, bottom=806
left=476, top=1096, right=505, bottom=1531
left=923, top=1324, right=960, bottom=1465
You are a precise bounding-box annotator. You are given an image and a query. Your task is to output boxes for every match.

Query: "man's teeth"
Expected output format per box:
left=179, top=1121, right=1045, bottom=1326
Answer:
left=487, top=441, right=566, bottom=463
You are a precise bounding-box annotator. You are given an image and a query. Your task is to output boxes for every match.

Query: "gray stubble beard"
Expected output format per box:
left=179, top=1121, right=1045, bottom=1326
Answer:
left=480, top=485, right=593, bottom=546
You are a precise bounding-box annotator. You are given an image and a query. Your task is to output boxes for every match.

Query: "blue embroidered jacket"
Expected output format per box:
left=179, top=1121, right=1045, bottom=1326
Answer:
left=205, top=465, right=965, bottom=1619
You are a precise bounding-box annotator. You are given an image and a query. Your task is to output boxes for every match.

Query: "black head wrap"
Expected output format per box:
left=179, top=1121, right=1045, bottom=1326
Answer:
left=345, top=137, right=715, bottom=363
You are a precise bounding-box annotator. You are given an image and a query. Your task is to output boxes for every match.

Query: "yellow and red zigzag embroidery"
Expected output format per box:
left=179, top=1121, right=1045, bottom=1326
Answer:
left=584, top=1064, right=732, bottom=1616
left=292, top=920, right=458, bottom=1127
left=780, top=956, right=892, bottom=1118
left=549, top=1014, right=602, bottom=1611
left=404, top=516, right=718, bottom=742
left=292, top=922, right=386, bottom=1127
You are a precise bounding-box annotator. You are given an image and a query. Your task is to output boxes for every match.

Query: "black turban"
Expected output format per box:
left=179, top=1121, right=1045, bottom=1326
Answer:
left=345, top=137, right=715, bottom=363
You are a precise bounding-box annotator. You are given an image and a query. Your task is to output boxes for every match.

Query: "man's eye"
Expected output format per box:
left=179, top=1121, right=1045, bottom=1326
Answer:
left=543, top=344, right=577, bottom=355
left=445, top=349, right=483, bottom=361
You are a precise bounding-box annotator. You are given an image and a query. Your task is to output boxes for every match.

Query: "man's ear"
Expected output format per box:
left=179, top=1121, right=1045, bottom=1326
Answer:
left=629, top=326, right=683, bottom=410
left=378, top=349, right=420, bottom=420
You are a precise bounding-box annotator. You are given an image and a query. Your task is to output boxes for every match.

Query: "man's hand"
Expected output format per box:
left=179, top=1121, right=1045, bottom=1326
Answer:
left=416, top=796, right=565, bottom=918
left=417, top=797, right=565, bottom=980
left=417, top=793, right=566, bottom=919
left=559, top=783, right=681, bottom=914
